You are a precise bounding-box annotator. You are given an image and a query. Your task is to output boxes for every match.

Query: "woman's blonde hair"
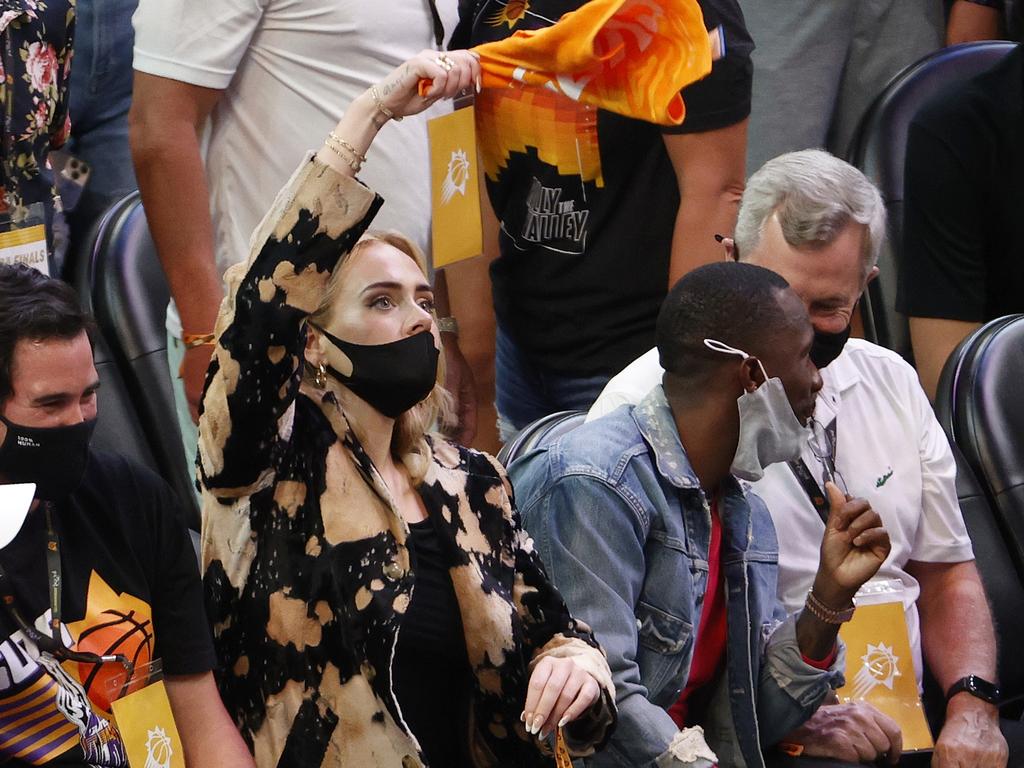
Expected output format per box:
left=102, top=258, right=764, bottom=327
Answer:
left=307, top=230, right=454, bottom=481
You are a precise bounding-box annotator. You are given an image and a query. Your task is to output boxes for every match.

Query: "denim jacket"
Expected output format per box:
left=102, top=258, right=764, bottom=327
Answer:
left=510, top=387, right=844, bottom=768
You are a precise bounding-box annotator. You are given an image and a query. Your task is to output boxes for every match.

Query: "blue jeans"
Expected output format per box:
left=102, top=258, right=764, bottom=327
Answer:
left=494, top=325, right=611, bottom=442
left=66, top=0, right=138, bottom=237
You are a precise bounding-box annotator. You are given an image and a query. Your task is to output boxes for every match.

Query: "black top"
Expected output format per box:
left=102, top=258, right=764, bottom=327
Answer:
left=0, top=449, right=214, bottom=767
left=455, top=0, right=753, bottom=376
left=392, top=519, right=474, bottom=768
left=898, top=44, right=1024, bottom=323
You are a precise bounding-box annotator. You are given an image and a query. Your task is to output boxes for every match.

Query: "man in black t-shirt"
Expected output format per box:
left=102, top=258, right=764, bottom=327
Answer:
left=897, top=44, right=1024, bottom=401
left=0, top=264, right=253, bottom=767
left=451, top=0, right=753, bottom=441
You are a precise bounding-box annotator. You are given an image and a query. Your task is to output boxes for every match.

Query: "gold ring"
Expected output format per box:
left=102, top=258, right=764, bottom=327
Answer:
left=436, top=54, right=454, bottom=71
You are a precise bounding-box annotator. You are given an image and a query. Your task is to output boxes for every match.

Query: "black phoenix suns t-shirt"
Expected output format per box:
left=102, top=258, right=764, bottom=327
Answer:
left=454, top=0, right=754, bottom=376
left=0, top=450, right=214, bottom=767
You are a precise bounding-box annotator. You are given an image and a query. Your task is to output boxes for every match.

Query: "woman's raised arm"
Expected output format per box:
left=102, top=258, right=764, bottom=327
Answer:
left=197, top=51, right=480, bottom=497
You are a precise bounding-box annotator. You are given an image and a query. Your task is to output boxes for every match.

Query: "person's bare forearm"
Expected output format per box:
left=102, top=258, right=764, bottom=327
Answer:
left=911, top=560, right=997, bottom=691
left=947, top=0, right=1003, bottom=44
left=664, top=119, right=747, bottom=288
left=129, top=78, right=223, bottom=336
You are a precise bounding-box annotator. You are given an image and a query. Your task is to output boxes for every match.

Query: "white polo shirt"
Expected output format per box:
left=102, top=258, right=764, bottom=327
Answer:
left=133, top=0, right=459, bottom=312
left=588, top=339, right=975, bottom=683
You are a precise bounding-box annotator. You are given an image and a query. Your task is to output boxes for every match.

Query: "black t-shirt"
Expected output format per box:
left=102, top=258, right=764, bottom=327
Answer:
left=456, top=0, right=753, bottom=376
left=898, top=44, right=1024, bottom=323
left=391, top=519, right=473, bottom=768
left=0, top=450, right=215, bottom=767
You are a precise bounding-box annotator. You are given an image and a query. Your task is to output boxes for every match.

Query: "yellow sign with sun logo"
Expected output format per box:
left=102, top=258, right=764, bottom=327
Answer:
left=837, top=599, right=934, bottom=751
left=429, top=106, right=483, bottom=268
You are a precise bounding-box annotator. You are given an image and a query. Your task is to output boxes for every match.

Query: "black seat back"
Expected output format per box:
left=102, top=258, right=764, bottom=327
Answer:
left=69, top=195, right=158, bottom=475
left=497, top=411, right=587, bottom=468
left=847, top=41, right=1017, bottom=358
left=88, top=194, right=199, bottom=527
left=935, top=314, right=1024, bottom=578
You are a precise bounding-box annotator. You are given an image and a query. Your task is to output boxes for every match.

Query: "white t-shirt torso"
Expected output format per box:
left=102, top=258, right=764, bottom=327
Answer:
left=587, top=339, right=975, bottom=682
left=133, top=0, right=459, bottom=301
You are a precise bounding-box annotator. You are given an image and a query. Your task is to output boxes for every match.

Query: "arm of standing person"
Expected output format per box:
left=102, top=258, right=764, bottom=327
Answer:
left=128, top=76, right=225, bottom=425
left=196, top=52, right=480, bottom=497
left=908, top=560, right=1007, bottom=768
left=946, top=0, right=1004, bottom=44
left=432, top=269, right=478, bottom=444
left=440, top=161, right=501, bottom=453
left=166, top=672, right=255, bottom=767
left=662, top=119, right=747, bottom=287
left=899, top=109, right=991, bottom=401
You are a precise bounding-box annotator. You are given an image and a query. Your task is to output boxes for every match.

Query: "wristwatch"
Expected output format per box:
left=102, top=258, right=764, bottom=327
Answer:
left=946, top=675, right=1001, bottom=705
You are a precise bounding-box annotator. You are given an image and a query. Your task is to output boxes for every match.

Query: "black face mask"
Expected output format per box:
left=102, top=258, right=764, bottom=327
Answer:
left=0, top=416, right=96, bottom=501
left=313, top=325, right=440, bottom=418
left=810, top=323, right=852, bottom=370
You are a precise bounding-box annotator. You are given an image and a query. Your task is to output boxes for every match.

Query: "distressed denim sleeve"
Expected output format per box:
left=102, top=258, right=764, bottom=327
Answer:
left=756, top=609, right=846, bottom=746
left=512, top=454, right=681, bottom=767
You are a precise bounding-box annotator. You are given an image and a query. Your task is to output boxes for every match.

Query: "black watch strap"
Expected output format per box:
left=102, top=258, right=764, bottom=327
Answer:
left=946, top=674, right=1001, bottom=705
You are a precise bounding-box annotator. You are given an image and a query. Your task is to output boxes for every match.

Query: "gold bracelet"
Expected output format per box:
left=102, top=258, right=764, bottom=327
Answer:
left=324, top=134, right=362, bottom=172
left=182, top=332, right=216, bottom=350
left=804, top=589, right=856, bottom=624
left=371, top=85, right=402, bottom=123
left=328, top=132, right=367, bottom=164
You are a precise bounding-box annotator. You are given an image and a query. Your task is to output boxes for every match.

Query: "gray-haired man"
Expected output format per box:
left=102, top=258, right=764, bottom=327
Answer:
left=588, top=150, right=1020, bottom=767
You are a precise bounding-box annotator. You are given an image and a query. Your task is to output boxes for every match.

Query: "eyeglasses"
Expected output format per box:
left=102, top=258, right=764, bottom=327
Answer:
left=807, top=418, right=849, bottom=497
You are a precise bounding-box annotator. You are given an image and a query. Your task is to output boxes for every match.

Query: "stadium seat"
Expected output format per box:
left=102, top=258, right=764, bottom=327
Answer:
left=934, top=314, right=1024, bottom=578
left=68, top=196, right=159, bottom=482
left=496, top=410, right=587, bottom=468
left=77, top=192, right=200, bottom=528
left=846, top=41, right=1016, bottom=360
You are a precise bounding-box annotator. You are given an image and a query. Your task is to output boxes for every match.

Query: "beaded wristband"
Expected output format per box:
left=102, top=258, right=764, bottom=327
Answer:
left=804, top=589, right=856, bottom=624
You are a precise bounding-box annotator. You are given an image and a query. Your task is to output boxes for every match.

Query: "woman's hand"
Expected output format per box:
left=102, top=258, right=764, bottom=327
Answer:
left=522, top=656, right=602, bottom=741
left=373, top=49, right=481, bottom=121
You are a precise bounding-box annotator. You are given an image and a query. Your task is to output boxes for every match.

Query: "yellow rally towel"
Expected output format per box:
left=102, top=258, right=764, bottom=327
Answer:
left=472, top=0, right=712, bottom=125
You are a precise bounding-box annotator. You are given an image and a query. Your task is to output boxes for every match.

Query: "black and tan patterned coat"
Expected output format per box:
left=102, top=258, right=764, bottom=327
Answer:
left=197, top=155, right=616, bottom=768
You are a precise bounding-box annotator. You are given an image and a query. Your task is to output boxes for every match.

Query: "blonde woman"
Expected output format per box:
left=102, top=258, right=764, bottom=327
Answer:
left=197, top=51, right=615, bottom=768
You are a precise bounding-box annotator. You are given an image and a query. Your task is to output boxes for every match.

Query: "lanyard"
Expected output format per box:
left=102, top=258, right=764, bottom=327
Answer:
left=0, top=502, right=127, bottom=667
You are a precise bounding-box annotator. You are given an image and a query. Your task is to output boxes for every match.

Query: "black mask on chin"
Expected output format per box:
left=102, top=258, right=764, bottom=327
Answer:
left=312, top=325, right=439, bottom=418
left=0, top=416, right=96, bottom=500
left=810, top=323, right=852, bottom=370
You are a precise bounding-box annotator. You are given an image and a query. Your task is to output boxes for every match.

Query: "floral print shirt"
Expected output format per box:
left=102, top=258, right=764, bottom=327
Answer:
left=0, top=0, right=73, bottom=217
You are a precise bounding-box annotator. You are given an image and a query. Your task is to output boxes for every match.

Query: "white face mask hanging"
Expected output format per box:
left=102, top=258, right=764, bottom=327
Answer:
left=703, top=338, right=811, bottom=482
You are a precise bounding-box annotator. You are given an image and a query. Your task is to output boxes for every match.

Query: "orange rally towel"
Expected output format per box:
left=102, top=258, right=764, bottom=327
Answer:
left=423, top=0, right=713, bottom=126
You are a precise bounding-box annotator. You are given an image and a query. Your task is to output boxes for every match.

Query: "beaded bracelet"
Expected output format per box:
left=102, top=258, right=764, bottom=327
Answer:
left=804, top=589, right=856, bottom=624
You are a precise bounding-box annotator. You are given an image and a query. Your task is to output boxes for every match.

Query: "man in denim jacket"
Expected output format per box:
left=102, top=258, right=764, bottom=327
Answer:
left=511, top=262, right=891, bottom=767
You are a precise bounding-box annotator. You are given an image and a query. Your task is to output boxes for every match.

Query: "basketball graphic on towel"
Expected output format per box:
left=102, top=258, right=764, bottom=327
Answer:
left=67, top=573, right=156, bottom=713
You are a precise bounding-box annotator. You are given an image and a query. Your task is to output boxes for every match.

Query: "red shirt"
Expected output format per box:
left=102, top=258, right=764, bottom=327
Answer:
left=668, top=497, right=726, bottom=727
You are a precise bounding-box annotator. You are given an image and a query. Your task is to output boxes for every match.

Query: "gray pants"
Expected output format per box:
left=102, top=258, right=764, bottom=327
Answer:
left=740, top=0, right=944, bottom=173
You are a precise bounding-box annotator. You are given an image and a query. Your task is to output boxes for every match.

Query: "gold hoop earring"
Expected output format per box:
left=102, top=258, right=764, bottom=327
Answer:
left=314, top=361, right=328, bottom=389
